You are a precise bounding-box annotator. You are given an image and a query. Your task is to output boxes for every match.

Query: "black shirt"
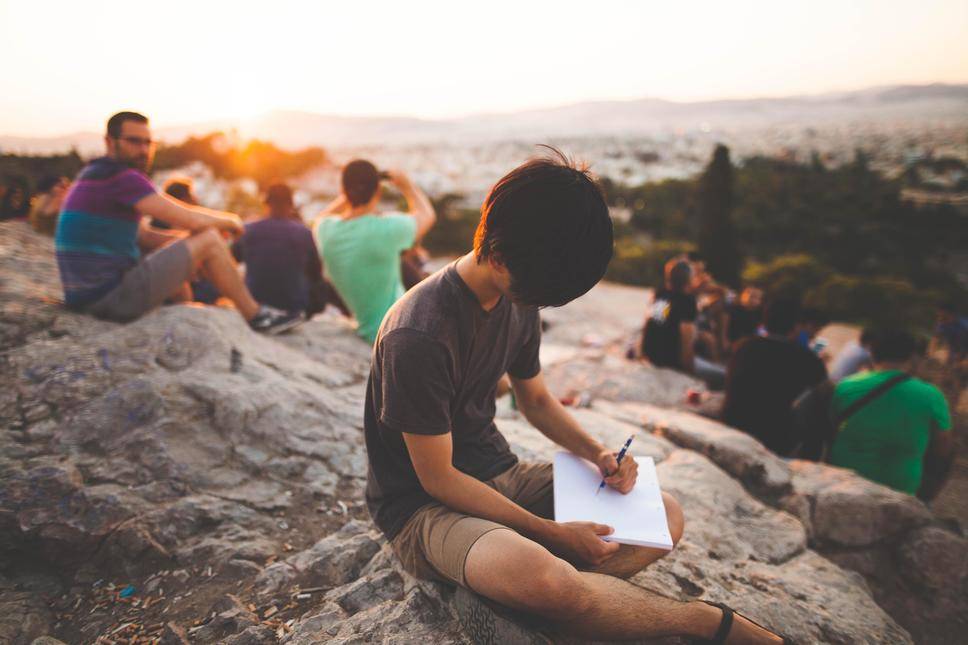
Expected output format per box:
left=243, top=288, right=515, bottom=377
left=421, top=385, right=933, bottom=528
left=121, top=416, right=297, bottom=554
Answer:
left=364, top=262, right=542, bottom=539
left=231, top=217, right=322, bottom=313
left=727, top=304, right=762, bottom=343
left=722, top=335, right=828, bottom=455
left=641, top=288, right=698, bottom=369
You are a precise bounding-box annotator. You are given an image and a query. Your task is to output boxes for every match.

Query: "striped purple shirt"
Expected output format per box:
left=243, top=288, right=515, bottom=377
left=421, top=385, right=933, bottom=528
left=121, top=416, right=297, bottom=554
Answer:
left=55, top=157, right=156, bottom=308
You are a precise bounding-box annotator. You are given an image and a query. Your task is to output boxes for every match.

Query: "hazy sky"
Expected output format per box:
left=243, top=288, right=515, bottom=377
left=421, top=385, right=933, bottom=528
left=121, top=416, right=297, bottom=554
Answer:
left=2, top=0, right=966, bottom=136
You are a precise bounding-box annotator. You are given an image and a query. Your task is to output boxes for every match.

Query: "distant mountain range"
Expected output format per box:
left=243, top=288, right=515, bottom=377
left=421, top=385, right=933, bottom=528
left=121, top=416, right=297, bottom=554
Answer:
left=3, top=83, right=966, bottom=154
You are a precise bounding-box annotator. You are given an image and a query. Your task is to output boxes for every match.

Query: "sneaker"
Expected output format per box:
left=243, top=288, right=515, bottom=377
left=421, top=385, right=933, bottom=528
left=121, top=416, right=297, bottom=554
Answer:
left=249, top=306, right=305, bottom=335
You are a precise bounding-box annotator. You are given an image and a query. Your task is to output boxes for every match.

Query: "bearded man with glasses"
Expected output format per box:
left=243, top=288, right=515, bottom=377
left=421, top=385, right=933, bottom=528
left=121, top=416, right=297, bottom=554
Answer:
left=54, top=111, right=300, bottom=333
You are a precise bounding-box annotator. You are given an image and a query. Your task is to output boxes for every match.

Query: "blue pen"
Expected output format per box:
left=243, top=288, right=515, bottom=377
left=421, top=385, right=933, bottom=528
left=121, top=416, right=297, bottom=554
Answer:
left=596, top=435, right=634, bottom=495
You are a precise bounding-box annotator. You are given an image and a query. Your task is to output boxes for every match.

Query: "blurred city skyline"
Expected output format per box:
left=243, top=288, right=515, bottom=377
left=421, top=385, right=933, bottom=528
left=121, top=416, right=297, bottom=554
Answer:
left=2, top=0, right=967, bottom=137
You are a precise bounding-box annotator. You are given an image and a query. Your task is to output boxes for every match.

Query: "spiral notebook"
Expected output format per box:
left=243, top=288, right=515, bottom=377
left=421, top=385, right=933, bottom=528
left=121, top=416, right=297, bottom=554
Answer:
left=553, top=451, right=673, bottom=550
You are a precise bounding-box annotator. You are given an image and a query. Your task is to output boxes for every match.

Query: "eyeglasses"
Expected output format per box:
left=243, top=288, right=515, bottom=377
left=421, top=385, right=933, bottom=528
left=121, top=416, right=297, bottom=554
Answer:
left=114, top=135, right=157, bottom=148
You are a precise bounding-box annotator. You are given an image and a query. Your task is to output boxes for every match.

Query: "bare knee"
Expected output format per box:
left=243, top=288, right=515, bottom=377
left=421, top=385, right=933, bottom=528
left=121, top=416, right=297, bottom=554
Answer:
left=663, top=492, right=685, bottom=547
left=185, top=227, right=224, bottom=262
left=524, top=559, right=592, bottom=619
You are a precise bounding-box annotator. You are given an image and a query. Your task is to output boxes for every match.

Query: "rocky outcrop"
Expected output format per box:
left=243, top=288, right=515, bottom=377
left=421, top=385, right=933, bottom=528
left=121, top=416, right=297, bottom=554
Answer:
left=589, top=390, right=966, bottom=644
left=0, top=221, right=954, bottom=643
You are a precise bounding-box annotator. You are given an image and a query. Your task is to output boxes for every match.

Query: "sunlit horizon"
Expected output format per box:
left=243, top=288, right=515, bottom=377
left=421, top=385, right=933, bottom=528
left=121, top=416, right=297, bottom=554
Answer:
left=2, top=0, right=967, bottom=137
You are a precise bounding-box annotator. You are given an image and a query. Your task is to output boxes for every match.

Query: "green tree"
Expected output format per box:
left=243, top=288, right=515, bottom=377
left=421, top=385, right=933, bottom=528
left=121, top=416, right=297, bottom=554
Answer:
left=696, top=144, right=742, bottom=287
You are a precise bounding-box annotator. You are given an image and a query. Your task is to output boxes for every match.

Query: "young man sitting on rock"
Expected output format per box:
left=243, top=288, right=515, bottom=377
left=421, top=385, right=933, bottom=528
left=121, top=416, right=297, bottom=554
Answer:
left=55, top=111, right=301, bottom=333
left=364, top=150, right=785, bottom=644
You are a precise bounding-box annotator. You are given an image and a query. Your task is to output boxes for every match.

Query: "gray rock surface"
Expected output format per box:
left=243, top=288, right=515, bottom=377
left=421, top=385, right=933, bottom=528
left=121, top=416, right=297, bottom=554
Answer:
left=0, top=222, right=955, bottom=643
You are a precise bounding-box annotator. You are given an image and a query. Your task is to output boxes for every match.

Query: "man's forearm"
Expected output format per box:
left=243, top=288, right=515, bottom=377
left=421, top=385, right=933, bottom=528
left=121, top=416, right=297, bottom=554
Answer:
left=427, top=467, right=553, bottom=541
left=518, top=394, right=604, bottom=462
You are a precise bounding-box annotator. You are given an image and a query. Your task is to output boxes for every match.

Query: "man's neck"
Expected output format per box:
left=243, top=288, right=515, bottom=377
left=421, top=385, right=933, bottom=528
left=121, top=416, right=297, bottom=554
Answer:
left=344, top=200, right=377, bottom=220
left=456, top=253, right=503, bottom=311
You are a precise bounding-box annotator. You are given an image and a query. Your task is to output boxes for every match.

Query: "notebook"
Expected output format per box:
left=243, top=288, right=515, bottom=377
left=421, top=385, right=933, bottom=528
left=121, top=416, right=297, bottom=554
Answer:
left=553, top=451, right=673, bottom=550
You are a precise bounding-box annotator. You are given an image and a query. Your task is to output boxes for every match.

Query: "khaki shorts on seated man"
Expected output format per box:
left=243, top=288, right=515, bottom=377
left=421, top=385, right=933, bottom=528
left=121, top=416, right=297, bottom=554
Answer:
left=55, top=111, right=300, bottom=334
left=364, top=150, right=785, bottom=644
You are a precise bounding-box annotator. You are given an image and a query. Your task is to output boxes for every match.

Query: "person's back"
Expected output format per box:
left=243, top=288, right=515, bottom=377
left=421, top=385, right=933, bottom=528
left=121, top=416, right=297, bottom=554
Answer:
left=238, top=216, right=317, bottom=313
left=722, top=336, right=827, bottom=454
left=313, top=160, right=435, bottom=344
left=831, top=332, right=951, bottom=495
left=56, top=156, right=154, bottom=308
left=316, top=213, right=415, bottom=342
left=641, top=286, right=697, bottom=369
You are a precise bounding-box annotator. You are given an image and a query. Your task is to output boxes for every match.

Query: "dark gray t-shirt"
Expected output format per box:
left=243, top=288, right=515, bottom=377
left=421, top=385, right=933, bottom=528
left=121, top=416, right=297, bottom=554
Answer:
left=364, top=262, right=542, bottom=539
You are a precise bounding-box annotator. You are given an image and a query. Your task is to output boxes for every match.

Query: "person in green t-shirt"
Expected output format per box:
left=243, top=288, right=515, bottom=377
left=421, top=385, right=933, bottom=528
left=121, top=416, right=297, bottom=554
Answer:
left=830, top=330, right=954, bottom=498
left=313, top=160, right=436, bottom=344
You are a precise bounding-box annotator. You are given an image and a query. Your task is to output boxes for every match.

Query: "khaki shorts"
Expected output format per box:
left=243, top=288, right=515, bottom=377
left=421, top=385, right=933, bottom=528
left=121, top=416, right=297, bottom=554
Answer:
left=88, top=239, right=193, bottom=322
left=391, top=461, right=554, bottom=588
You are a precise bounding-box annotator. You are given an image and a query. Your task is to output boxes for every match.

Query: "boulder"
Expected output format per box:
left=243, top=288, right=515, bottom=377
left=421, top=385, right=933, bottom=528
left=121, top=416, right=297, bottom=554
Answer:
left=596, top=401, right=792, bottom=499
left=782, top=460, right=933, bottom=547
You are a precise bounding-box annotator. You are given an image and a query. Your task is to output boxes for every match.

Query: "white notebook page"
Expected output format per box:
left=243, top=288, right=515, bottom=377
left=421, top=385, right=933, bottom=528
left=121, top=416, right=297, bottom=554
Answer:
left=553, top=451, right=673, bottom=550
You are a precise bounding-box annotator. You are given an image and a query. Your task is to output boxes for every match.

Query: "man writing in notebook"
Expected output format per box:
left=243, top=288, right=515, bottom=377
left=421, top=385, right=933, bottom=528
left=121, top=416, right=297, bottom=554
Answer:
left=365, top=150, right=784, bottom=643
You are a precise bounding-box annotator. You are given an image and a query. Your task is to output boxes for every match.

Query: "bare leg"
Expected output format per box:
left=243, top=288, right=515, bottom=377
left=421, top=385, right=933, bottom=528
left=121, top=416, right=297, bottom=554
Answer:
left=464, top=529, right=782, bottom=643
left=183, top=229, right=259, bottom=320
left=169, top=282, right=192, bottom=303
left=587, top=492, right=684, bottom=579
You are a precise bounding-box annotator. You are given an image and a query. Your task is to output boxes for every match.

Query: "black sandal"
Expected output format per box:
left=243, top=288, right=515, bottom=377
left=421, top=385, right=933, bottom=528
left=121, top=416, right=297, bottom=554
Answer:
left=699, top=600, right=789, bottom=644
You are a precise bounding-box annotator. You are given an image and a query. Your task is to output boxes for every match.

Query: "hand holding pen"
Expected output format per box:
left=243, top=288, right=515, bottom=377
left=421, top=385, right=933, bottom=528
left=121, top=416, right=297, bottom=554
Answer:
left=596, top=435, right=637, bottom=495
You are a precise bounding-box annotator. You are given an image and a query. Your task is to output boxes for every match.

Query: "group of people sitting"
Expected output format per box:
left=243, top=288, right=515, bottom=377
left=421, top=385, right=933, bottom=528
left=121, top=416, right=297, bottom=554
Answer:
left=637, top=256, right=956, bottom=501
left=29, top=110, right=792, bottom=643
left=52, top=111, right=437, bottom=339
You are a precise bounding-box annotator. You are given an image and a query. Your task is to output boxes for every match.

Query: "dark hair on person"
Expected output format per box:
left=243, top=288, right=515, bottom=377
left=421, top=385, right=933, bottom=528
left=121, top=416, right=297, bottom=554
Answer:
left=107, top=111, right=149, bottom=138
left=799, top=307, right=830, bottom=328
left=764, top=297, right=801, bottom=336
left=342, top=159, right=381, bottom=207
left=473, top=147, right=613, bottom=307
left=870, top=329, right=917, bottom=363
left=265, top=181, right=296, bottom=216
left=665, top=258, right=693, bottom=292
left=859, top=327, right=878, bottom=347
left=163, top=177, right=194, bottom=204
left=37, top=175, right=64, bottom=193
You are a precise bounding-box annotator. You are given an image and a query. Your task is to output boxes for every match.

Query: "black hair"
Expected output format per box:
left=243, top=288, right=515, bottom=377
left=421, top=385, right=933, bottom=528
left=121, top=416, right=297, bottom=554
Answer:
left=764, top=297, right=801, bottom=336
left=799, top=307, right=830, bottom=328
left=859, top=327, right=878, bottom=347
left=342, top=159, right=380, bottom=207
left=37, top=175, right=64, bottom=193
left=1, top=176, right=30, bottom=218
left=163, top=178, right=194, bottom=203
left=474, top=147, right=613, bottom=307
left=665, top=259, right=693, bottom=292
left=265, top=181, right=295, bottom=216
left=107, top=111, right=148, bottom=138
left=870, top=329, right=917, bottom=363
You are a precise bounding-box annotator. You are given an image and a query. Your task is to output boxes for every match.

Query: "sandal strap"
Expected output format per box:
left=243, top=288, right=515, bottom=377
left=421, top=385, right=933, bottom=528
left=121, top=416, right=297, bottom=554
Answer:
left=704, top=601, right=734, bottom=645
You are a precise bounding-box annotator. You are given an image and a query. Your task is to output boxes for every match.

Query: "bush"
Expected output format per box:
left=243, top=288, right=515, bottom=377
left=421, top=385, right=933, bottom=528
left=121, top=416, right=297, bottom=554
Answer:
left=805, top=274, right=935, bottom=331
left=421, top=194, right=479, bottom=256
left=743, top=254, right=832, bottom=300
left=605, top=238, right=696, bottom=288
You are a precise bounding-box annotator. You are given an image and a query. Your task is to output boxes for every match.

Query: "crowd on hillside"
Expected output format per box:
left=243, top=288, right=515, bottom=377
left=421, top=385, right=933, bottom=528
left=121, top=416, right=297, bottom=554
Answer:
left=633, top=254, right=963, bottom=501
left=3, top=109, right=966, bottom=643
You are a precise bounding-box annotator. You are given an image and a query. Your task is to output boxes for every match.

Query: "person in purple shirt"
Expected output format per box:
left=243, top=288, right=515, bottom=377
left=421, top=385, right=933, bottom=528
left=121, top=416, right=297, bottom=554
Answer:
left=231, top=182, right=332, bottom=318
left=55, top=111, right=299, bottom=333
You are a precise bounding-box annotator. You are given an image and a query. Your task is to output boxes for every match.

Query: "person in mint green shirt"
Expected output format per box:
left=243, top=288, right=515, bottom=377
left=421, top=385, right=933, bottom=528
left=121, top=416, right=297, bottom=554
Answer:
left=830, top=330, right=953, bottom=498
left=313, top=160, right=436, bottom=344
